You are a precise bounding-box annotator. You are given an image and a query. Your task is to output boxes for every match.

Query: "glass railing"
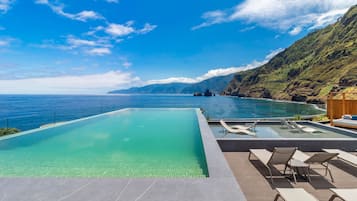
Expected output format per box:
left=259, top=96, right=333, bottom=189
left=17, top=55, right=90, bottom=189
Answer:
left=0, top=106, right=121, bottom=132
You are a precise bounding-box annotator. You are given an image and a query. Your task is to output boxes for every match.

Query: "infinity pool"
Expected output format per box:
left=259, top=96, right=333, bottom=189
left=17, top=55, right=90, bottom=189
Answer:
left=0, top=108, right=208, bottom=178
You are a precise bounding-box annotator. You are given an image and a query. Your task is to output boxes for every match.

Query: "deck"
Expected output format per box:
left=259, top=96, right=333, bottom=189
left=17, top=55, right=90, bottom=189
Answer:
left=224, top=152, right=357, bottom=201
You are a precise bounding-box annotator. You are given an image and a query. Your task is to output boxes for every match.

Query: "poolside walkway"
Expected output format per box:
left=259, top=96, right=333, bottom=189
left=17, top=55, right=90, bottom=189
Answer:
left=224, top=152, right=357, bottom=201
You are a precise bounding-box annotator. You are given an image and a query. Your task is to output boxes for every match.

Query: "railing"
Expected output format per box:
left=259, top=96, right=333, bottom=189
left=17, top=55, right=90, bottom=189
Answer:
left=327, top=92, right=357, bottom=124
left=0, top=98, right=325, bottom=132
left=0, top=106, right=120, bottom=132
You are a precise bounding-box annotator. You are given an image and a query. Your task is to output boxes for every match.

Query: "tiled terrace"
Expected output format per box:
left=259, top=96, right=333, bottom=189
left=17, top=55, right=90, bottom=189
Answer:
left=224, top=152, right=357, bottom=201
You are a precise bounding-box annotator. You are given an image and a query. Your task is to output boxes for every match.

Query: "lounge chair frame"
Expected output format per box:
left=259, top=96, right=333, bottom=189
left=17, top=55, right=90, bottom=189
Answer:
left=220, top=119, right=256, bottom=136
left=323, top=149, right=357, bottom=167
left=328, top=188, right=357, bottom=201
left=274, top=188, right=319, bottom=201
left=249, top=147, right=297, bottom=184
left=293, top=150, right=338, bottom=182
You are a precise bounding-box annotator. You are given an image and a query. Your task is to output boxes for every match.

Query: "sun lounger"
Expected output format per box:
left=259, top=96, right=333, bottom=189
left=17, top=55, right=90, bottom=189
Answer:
left=274, top=188, right=319, bottom=201
left=328, top=188, right=357, bottom=201
left=220, top=119, right=257, bottom=130
left=293, top=150, right=338, bottom=182
left=280, top=120, right=320, bottom=133
left=332, top=119, right=357, bottom=129
left=280, top=119, right=295, bottom=129
left=289, top=122, right=321, bottom=133
left=219, top=120, right=255, bottom=136
left=249, top=147, right=297, bottom=184
left=323, top=149, right=357, bottom=167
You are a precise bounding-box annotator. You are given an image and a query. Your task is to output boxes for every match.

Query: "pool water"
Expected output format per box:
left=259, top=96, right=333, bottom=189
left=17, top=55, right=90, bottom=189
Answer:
left=0, top=108, right=208, bottom=178
left=210, top=123, right=356, bottom=139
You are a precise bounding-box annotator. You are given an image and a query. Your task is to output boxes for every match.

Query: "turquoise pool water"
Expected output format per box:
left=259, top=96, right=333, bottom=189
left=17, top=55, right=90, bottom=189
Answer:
left=0, top=108, right=208, bottom=178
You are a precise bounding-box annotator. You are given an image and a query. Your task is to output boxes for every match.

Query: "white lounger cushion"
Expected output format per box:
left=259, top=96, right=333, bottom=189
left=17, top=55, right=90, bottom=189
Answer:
left=290, top=122, right=320, bottom=133
left=250, top=149, right=272, bottom=165
left=301, top=127, right=319, bottom=133
left=220, top=120, right=255, bottom=135
left=276, top=188, right=319, bottom=201
left=323, top=149, right=357, bottom=166
left=330, top=188, right=357, bottom=201
left=333, top=119, right=357, bottom=129
left=292, top=150, right=310, bottom=162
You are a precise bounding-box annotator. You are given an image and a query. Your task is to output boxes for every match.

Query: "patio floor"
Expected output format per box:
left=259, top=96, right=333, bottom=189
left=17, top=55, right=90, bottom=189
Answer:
left=224, top=152, right=357, bottom=201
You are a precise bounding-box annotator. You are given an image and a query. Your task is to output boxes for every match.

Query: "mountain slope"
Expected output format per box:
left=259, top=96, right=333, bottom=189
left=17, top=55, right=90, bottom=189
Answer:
left=224, top=5, right=357, bottom=103
left=109, top=74, right=234, bottom=94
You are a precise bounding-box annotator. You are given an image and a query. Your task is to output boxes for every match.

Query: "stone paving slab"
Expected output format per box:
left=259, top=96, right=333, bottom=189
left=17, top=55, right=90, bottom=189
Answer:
left=0, top=178, right=246, bottom=201
left=224, top=152, right=357, bottom=201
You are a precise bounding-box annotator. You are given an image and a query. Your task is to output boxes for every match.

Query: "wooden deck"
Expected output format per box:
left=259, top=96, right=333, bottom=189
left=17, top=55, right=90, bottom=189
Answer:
left=224, top=152, right=357, bottom=201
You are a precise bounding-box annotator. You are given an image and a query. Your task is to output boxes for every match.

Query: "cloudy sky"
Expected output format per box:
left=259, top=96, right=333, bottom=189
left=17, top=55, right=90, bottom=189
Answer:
left=0, top=0, right=356, bottom=94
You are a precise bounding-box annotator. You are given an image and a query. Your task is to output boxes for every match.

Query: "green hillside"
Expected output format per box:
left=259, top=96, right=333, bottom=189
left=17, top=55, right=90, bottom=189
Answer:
left=224, top=5, right=357, bottom=103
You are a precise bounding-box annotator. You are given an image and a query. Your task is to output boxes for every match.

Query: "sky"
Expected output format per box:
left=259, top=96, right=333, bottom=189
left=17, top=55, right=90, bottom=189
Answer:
left=0, top=0, right=356, bottom=94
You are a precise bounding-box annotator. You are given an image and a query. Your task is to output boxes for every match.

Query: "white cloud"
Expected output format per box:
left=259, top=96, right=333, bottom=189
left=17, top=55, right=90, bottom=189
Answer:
left=0, top=40, right=9, bottom=46
left=289, top=26, right=302, bottom=35
left=122, top=61, right=132, bottom=68
left=95, top=22, right=157, bottom=37
left=35, top=0, right=102, bottom=22
left=240, top=26, right=255, bottom=32
left=192, top=10, right=228, bottom=30
left=86, top=26, right=104, bottom=36
left=308, top=8, right=349, bottom=30
left=166, top=51, right=270, bottom=86
left=0, top=37, right=15, bottom=47
left=0, top=48, right=286, bottom=94
left=0, top=71, right=141, bottom=94
left=0, top=0, right=14, bottom=13
left=67, top=36, right=97, bottom=47
left=137, top=23, right=157, bottom=34
left=35, top=35, right=112, bottom=56
left=75, top=10, right=102, bottom=21
left=118, top=56, right=132, bottom=68
left=265, top=48, right=284, bottom=60
left=146, top=77, right=197, bottom=85
left=105, top=23, right=135, bottom=37
left=37, top=21, right=157, bottom=55
left=146, top=48, right=285, bottom=85
left=86, top=47, right=111, bottom=56
left=193, top=0, right=357, bottom=33
left=35, top=0, right=48, bottom=3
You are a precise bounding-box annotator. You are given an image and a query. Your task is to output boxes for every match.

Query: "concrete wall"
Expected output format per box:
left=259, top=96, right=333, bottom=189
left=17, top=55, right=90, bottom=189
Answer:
left=218, top=139, right=357, bottom=152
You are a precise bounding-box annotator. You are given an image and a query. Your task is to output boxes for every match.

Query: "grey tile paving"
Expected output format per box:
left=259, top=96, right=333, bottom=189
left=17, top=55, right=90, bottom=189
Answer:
left=225, top=152, right=357, bottom=201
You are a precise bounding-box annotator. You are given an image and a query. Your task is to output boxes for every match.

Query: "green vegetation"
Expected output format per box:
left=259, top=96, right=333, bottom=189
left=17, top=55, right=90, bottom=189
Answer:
left=332, top=86, right=357, bottom=99
left=224, top=5, right=357, bottom=103
left=312, top=115, right=329, bottom=122
left=0, top=128, right=21, bottom=136
left=293, top=115, right=302, bottom=121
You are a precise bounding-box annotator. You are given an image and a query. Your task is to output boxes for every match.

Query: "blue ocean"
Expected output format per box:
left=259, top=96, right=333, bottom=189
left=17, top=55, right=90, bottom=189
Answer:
left=0, top=94, right=323, bottom=131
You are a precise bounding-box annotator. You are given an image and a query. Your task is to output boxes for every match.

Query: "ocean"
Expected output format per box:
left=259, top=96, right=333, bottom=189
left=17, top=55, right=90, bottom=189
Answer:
left=0, top=94, right=323, bottom=131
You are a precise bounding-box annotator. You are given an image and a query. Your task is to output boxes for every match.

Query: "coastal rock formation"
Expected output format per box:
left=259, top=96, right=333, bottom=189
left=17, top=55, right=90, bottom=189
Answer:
left=224, top=5, right=357, bottom=103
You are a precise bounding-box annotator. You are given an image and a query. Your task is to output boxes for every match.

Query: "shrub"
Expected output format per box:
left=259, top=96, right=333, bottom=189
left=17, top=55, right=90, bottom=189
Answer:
left=0, top=128, right=21, bottom=136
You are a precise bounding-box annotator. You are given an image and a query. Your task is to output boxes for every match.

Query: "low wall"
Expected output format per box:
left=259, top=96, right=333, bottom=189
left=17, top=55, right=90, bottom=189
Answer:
left=217, top=139, right=357, bottom=152
left=214, top=121, right=357, bottom=152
